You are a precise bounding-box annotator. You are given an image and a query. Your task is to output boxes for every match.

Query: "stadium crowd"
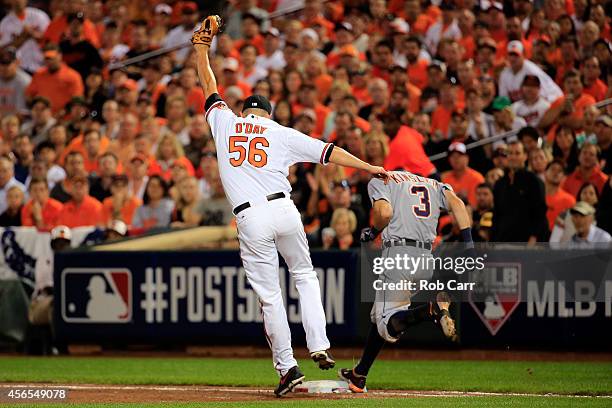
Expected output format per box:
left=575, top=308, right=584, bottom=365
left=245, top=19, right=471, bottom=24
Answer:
left=0, top=0, right=611, bottom=247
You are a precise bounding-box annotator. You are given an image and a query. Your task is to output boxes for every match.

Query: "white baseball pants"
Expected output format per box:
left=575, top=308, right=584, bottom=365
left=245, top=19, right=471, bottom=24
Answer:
left=236, top=196, right=330, bottom=376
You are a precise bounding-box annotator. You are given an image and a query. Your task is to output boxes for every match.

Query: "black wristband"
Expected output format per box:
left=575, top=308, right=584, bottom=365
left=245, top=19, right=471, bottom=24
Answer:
left=371, top=227, right=381, bottom=237
left=460, top=228, right=474, bottom=249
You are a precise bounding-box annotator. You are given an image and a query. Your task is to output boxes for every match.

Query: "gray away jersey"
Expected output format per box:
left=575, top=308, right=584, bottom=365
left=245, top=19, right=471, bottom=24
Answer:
left=368, top=171, right=452, bottom=242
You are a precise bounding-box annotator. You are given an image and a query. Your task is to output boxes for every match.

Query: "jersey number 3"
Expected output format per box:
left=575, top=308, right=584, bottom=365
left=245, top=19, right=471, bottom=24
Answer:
left=410, top=185, right=431, bottom=218
left=229, top=136, right=269, bottom=168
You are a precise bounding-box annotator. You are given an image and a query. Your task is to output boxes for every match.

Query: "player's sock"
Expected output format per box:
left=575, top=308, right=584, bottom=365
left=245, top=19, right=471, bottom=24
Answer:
left=354, top=323, right=386, bottom=377
left=386, top=303, right=432, bottom=337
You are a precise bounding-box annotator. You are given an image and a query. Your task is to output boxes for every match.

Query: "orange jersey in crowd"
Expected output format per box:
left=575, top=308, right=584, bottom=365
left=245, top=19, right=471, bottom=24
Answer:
left=546, top=188, right=576, bottom=230
left=545, top=93, right=597, bottom=143
left=561, top=168, right=608, bottom=197
left=583, top=79, right=608, bottom=102
left=20, top=198, right=64, bottom=231
left=441, top=168, right=485, bottom=208
left=384, top=126, right=435, bottom=176
left=56, top=195, right=104, bottom=228
left=44, top=16, right=101, bottom=48
left=407, top=60, right=429, bottom=90
left=26, top=64, right=84, bottom=113
left=233, top=35, right=265, bottom=55
left=102, top=196, right=142, bottom=225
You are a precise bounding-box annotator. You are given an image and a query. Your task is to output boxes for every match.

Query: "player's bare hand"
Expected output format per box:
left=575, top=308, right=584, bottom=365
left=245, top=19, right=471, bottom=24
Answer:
left=369, top=166, right=389, bottom=182
left=192, top=15, right=223, bottom=48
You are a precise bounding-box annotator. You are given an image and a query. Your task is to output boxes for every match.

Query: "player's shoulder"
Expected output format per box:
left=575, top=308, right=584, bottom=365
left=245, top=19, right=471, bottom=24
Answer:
left=205, top=93, right=235, bottom=121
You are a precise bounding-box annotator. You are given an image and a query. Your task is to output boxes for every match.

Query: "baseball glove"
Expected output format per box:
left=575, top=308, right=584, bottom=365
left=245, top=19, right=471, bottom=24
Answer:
left=192, top=15, right=223, bottom=46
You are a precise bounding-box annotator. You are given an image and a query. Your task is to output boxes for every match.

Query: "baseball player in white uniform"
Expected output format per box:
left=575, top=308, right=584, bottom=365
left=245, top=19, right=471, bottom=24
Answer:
left=191, top=16, right=388, bottom=396
left=339, top=171, right=472, bottom=393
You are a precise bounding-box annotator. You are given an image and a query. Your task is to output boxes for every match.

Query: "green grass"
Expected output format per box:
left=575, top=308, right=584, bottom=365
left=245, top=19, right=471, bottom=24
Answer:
left=0, top=357, right=611, bottom=396
left=3, top=397, right=612, bottom=408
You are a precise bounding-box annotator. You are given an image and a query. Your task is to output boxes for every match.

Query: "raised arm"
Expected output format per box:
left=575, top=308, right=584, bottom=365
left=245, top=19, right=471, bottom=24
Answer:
left=328, top=146, right=389, bottom=181
left=191, top=16, right=222, bottom=99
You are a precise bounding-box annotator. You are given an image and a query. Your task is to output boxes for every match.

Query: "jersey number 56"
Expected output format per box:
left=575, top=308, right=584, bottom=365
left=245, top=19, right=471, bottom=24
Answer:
left=229, top=136, right=269, bottom=168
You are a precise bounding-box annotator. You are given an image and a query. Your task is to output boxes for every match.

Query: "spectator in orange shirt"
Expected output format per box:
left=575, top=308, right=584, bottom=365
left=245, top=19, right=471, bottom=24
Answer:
left=301, top=0, right=334, bottom=36
left=562, top=143, right=608, bottom=196
left=582, top=56, right=608, bottom=102
left=442, top=142, right=485, bottom=207
left=326, top=23, right=360, bottom=68
left=403, top=0, right=435, bottom=35
left=56, top=173, right=103, bottom=228
left=25, top=44, right=84, bottom=113
left=21, top=177, right=63, bottom=231
left=544, top=159, right=576, bottom=230
left=404, top=36, right=429, bottom=90
left=371, top=40, right=394, bottom=82
left=108, top=113, right=138, bottom=168
left=457, top=9, right=476, bottom=59
left=554, top=35, right=581, bottom=85
left=540, top=69, right=597, bottom=136
left=81, top=128, right=105, bottom=175
left=383, top=114, right=436, bottom=177
left=431, top=81, right=460, bottom=139
left=43, top=0, right=100, bottom=48
left=294, top=83, right=330, bottom=137
left=349, top=64, right=371, bottom=106
left=389, top=65, right=422, bottom=114
left=102, top=174, right=142, bottom=226
left=232, top=13, right=265, bottom=54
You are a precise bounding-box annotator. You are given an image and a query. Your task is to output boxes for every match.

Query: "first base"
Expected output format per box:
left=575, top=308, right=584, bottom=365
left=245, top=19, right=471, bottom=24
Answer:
left=293, top=380, right=353, bottom=394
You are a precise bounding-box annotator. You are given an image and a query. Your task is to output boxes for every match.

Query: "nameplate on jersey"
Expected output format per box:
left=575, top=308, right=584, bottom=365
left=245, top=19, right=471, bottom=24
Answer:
left=235, top=123, right=267, bottom=135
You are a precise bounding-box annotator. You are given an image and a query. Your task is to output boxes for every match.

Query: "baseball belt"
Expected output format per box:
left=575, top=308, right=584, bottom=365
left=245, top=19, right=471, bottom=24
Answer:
left=233, top=192, right=286, bottom=215
left=383, top=238, right=432, bottom=251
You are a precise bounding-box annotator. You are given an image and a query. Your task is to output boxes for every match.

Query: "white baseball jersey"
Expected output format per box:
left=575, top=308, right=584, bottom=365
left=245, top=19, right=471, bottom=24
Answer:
left=510, top=97, right=550, bottom=127
left=205, top=95, right=333, bottom=208
left=205, top=93, right=332, bottom=376
left=0, top=8, right=50, bottom=73
left=498, top=59, right=563, bottom=103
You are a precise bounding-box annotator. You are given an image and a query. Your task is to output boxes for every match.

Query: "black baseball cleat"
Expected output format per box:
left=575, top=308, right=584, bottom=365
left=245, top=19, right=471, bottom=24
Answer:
left=338, top=368, right=367, bottom=393
left=274, top=366, right=305, bottom=397
left=310, top=349, right=335, bottom=370
left=431, top=291, right=458, bottom=341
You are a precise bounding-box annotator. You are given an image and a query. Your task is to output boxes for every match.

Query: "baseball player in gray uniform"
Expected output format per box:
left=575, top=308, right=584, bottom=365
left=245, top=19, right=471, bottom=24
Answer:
left=339, top=171, right=473, bottom=393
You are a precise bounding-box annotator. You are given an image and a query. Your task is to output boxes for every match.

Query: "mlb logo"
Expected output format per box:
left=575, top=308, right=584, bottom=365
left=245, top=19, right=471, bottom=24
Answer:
left=61, top=268, right=132, bottom=323
left=468, top=263, right=521, bottom=336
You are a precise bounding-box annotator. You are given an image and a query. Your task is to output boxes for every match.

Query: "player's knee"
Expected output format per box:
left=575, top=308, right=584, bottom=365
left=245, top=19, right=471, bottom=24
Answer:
left=377, top=319, right=400, bottom=343
left=259, top=290, right=284, bottom=307
left=290, top=267, right=317, bottom=282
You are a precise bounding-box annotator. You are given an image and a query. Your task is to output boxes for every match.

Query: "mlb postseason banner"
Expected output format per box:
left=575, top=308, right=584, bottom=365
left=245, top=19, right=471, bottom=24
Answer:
left=54, top=250, right=359, bottom=344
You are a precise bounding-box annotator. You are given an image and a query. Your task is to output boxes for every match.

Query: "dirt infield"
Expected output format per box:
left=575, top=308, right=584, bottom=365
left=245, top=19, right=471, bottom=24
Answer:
left=1, top=384, right=609, bottom=404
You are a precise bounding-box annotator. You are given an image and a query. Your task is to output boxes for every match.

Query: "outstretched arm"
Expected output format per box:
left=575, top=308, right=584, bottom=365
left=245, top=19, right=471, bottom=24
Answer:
left=194, top=45, right=218, bottom=100
left=191, top=16, right=222, bottom=99
left=328, top=146, right=388, bottom=181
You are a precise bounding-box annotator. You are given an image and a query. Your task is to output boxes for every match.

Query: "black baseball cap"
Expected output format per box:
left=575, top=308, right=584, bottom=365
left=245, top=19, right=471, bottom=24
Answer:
left=242, top=95, right=272, bottom=114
